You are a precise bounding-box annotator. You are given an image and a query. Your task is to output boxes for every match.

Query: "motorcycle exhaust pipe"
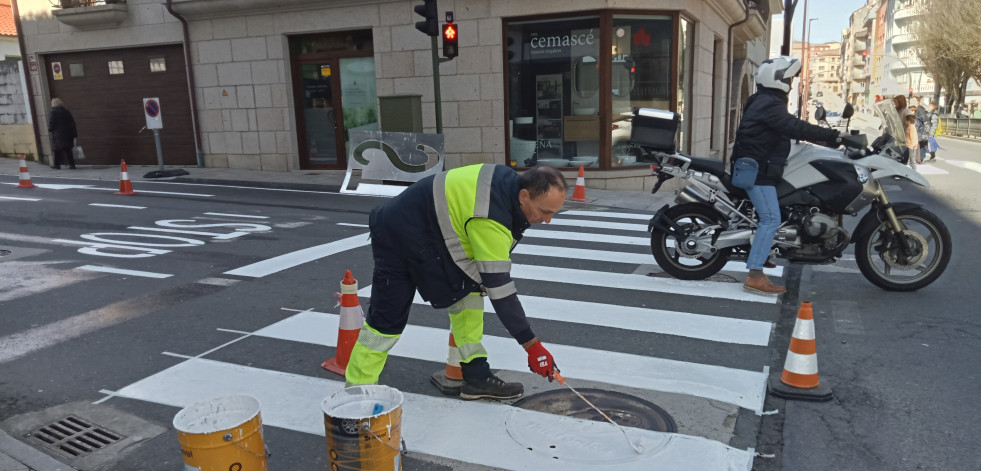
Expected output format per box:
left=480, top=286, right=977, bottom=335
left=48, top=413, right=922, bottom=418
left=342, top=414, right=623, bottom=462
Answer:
left=675, top=187, right=707, bottom=205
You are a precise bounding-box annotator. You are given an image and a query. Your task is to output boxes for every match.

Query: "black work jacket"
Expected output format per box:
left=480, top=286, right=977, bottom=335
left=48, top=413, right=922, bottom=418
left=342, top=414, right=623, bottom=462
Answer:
left=48, top=106, right=77, bottom=151
left=731, top=88, right=840, bottom=186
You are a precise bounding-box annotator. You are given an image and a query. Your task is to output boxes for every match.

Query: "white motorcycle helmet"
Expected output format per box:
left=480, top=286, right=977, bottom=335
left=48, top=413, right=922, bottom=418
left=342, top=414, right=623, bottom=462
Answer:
left=755, top=56, right=802, bottom=93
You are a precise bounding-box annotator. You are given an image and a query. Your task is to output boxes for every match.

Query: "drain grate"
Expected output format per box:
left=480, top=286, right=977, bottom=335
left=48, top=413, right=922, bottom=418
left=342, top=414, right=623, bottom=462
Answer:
left=25, top=415, right=125, bottom=459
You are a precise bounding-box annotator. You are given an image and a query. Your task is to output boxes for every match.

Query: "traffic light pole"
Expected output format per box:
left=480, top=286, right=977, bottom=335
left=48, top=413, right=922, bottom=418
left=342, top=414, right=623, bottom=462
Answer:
left=430, top=36, right=453, bottom=134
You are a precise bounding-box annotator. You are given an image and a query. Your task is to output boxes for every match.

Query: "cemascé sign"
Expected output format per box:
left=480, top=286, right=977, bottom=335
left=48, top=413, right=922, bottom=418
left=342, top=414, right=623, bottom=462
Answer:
left=528, top=29, right=596, bottom=58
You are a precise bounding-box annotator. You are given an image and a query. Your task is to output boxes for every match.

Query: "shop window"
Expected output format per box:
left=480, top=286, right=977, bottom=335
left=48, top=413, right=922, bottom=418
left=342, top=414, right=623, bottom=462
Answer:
left=149, top=58, right=166, bottom=72
left=108, top=60, right=124, bottom=75
left=506, top=16, right=601, bottom=169
left=611, top=15, right=675, bottom=166
left=69, top=63, right=84, bottom=77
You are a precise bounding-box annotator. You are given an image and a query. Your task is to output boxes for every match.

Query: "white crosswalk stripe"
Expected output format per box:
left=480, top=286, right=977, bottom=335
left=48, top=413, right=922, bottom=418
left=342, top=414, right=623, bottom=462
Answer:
left=105, top=209, right=774, bottom=470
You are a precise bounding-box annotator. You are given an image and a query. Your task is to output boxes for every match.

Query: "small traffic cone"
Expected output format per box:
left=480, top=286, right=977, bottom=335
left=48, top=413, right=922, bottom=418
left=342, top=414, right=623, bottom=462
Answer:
left=769, top=301, right=833, bottom=401
left=114, top=160, right=138, bottom=195
left=569, top=164, right=589, bottom=202
left=430, top=333, right=464, bottom=395
left=16, top=155, right=36, bottom=189
left=322, top=270, right=363, bottom=376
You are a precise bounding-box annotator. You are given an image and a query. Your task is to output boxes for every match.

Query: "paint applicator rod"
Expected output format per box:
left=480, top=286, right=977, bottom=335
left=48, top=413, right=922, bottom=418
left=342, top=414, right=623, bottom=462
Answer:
left=553, top=371, right=644, bottom=454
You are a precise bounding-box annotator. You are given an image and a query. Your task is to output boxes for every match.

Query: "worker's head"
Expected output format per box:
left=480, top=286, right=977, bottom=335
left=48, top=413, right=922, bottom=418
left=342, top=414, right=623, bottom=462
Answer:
left=519, top=166, right=567, bottom=224
left=51, top=98, right=64, bottom=108
left=754, top=56, right=801, bottom=94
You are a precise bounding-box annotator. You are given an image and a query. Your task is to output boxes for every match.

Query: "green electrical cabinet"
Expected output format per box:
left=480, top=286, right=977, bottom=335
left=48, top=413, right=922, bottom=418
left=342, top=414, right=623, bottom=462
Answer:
left=378, top=94, right=423, bottom=133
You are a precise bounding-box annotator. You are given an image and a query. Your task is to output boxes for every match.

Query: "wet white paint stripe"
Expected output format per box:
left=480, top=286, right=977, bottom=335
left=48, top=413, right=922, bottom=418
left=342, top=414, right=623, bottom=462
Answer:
left=944, top=160, right=981, bottom=175
left=88, top=203, right=146, bottom=209
left=914, top=165, right=948, bottom=175
left=203, top=212, right=269, bottom=219
left=336, top=223, right=369, bottom=228
left=109, top=358, right=753, bottom=470
left=547, top=218, right=649, bottom=232
left=512, top=264, right=778, bottom=304
left=223, top=233, right=370, bottom=277
left=88, top=188, right=213, bottom=197
left=76, top=265, right=172, bottom=279
left=0, top=196, right=41, bottom=201
left=357, top=286, right=772, bottom=346
left=512, top=244, right=784, bottom=277
left=524, top=228, right=649, bottom=246
left=560, top=210, right=652, bottom=220
left=255, top=310, right=767, bottom=411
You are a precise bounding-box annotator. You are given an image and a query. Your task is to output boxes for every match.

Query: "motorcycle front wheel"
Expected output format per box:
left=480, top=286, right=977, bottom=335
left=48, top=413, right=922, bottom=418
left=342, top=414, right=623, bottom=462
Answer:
left=650, top=203, right=731, bottom=280
left=855, top=206, right=951, bottom=291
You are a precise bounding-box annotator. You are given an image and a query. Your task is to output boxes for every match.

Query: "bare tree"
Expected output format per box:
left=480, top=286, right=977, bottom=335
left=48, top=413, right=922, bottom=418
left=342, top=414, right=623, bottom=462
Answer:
left=916, top=0, right=981, bottom=112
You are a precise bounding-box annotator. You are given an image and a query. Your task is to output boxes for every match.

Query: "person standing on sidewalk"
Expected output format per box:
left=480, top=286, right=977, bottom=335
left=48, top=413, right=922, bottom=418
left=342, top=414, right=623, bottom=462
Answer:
left=926, top=103, right=940, bottom=161
left=47, top=98, right=77, bottom=170
left=345, top=164, right=566, bottom=399
left=731, top=56, right=841, bottom=295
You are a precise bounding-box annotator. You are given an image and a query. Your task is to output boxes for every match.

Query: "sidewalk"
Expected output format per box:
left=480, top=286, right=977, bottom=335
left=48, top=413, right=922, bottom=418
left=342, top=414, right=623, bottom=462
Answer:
left=2, top=159, right=676, bottom=213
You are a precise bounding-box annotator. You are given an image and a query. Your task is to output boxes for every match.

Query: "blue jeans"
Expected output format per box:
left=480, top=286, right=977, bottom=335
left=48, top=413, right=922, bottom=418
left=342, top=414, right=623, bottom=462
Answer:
left=919, top=145, right=928, bottom=162
left=746, top=184, right=781, bottom=270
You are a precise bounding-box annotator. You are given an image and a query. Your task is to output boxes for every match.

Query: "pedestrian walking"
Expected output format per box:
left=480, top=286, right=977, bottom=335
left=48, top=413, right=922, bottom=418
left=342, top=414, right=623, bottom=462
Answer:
left=344, top=164, right=567, bottom=400
left=731, top=56, right=841, bottom=295
left=914, top=104, right=930, bottom=164
left=47, top=98, right=77, bottom=170
left=902, top=107, right=920, bottom=169
left=927, top=102, right=940, bottom=161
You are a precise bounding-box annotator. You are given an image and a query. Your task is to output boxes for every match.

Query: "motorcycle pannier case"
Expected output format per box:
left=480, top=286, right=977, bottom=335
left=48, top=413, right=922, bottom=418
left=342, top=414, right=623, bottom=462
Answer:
left=630, top=108, right=680, bottom=153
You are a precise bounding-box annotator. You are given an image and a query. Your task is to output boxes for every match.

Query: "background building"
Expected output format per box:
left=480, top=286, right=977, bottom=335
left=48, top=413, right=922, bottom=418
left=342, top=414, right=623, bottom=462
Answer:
left=0, top=0, right=34, bottom=158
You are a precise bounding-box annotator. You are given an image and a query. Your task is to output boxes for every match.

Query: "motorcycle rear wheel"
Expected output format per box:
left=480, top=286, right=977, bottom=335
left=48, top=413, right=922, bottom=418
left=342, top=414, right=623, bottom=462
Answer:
left=854, top=206, right=951, bottom=291
left=650, top=203, right=731, bottom=280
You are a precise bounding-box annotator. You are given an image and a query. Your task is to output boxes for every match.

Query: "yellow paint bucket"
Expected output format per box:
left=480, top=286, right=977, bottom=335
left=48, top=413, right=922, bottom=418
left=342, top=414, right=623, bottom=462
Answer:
left=322, top=385, right=404, bottom=471
left=173, top=395, right=268, bottom=471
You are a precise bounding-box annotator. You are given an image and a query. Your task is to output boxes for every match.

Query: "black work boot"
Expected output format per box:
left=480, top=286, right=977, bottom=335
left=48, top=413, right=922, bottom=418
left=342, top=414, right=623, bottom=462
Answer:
left=459, top=357, right=523, bottom=400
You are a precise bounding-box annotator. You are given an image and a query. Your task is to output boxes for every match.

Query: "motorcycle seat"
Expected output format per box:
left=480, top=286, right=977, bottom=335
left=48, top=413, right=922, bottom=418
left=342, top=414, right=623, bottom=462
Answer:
left=686, top=156, right=727, bottom=176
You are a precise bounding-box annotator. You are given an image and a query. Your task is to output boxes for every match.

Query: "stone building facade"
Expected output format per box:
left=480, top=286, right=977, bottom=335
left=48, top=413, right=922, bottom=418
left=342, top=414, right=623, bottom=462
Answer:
left=15, top=0, right=780, bottom=189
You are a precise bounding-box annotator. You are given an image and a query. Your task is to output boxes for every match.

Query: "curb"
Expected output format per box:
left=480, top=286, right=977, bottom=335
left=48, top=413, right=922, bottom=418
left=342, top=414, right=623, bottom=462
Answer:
left=0, top=429, right=77, bottom=471
left=170, top=177, right=342, bottom=193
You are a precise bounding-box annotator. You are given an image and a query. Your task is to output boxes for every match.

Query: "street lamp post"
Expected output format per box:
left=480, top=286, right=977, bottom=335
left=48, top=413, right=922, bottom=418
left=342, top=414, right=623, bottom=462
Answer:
left=803, top=18, right=818, bottom=120
left=796, top=0, right=809, bottom=119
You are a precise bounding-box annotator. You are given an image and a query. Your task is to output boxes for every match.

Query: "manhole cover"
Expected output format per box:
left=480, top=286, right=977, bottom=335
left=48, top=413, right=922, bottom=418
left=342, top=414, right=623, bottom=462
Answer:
left=647, top=271, right=737, bottom=283
left=25, top=415, right=124, bottom=459
left=513, top=388, right=676, bottom=433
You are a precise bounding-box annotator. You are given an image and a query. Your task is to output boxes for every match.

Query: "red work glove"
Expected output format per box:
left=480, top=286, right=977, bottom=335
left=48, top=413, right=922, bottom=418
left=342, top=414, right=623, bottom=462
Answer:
left=525, top=340, right=557, bottom=381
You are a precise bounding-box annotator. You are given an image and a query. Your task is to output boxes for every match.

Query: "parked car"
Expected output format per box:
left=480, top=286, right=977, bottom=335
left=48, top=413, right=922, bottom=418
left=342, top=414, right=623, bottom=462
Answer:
left=824, top=111, right=842, bottom=127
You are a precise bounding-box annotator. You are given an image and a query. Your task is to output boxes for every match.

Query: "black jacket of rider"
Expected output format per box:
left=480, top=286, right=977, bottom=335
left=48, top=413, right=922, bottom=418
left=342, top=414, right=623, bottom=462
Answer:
left=731, top=87, right=841, bottom=186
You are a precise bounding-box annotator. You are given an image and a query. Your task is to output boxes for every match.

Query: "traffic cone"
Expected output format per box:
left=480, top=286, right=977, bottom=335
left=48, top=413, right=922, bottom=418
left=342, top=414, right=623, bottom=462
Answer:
left=321, top=270, right=363, bottom=376
left=114, top=160, right=138, bottom=195
left=769, top=301, right=833, bottom=401
left=430, top=333, right=464, bottom=395
left=16, top=155, right=36, bottom=189
left=569, top=164, right=589, bottom=202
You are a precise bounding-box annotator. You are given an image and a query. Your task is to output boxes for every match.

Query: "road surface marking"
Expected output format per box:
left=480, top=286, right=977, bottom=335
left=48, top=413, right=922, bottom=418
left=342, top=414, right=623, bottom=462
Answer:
left=197, top=277, right=240, bottom=286
left=255, top=310, right=767, bottom=411
left=511, top=264, right=778, bottom=304
left=945, top=160, right=981, bottom=176
left=203, top=212, right=269, bottom=219
left=106, top=357, right=754, bottom=470
left=0, top=196, right=41, bottom=201
left=513, top=244, right=783, bottom=277
left=560, top=210, right=652, bottom=220
left=76, top=265, right=173, bottom=278
left=547, top=218, right=649, bottom=232
left=89, top=203, right=146, bottom=209
left=915, top=165, right=948, bottom=175
left=336, top=223, right=369, bottom=228
left=274, top=222, right=311, bottom=228
left=525, top=228, right=649, bottom=246
left=223, top=233, right=370, bottom=277
left=357, top=286, right=772, bottom=346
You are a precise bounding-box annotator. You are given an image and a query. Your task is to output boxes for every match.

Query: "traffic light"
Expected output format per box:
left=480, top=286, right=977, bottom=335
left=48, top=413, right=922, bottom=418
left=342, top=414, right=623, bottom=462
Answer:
left=414, top=0, right=438, bottom=37
left=442, top=21, right=458, bottom=59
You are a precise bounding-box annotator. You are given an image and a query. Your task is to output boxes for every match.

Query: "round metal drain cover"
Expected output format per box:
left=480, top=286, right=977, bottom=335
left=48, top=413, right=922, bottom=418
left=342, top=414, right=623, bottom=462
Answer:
left=512, top=388, right=676, bottom=433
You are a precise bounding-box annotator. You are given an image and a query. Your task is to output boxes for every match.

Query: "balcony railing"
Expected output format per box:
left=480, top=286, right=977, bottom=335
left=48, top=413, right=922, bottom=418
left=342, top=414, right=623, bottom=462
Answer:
left=894, top=4, right=925, bottom=20
left=58, top=0, right=126, bottom=7
left=892, top=33, right=916, bottom=45
left=52, top=0, right=128, bottom=28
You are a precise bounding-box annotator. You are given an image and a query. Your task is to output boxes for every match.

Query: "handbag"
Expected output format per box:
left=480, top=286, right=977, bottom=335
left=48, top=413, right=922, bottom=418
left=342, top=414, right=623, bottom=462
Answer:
left=731, top=157, right=759, bottom=190
left=72, top=146, right=85, bottom=161
left=927, top=136, right=938, bottom=153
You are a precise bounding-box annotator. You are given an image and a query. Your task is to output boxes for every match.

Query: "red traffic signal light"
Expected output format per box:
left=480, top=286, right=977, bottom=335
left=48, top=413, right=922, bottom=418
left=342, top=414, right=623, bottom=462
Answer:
left=442, top=22, right=458, bottom=59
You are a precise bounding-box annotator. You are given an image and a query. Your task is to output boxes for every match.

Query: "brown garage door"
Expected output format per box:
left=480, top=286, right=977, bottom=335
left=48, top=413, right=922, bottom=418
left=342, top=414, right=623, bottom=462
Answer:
left=45, top=45, right=195, bottom=166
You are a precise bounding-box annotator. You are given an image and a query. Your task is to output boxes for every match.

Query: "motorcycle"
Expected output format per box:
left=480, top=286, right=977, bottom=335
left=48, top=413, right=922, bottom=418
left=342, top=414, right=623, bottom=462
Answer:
left=634, top=101, right=951, bottom=291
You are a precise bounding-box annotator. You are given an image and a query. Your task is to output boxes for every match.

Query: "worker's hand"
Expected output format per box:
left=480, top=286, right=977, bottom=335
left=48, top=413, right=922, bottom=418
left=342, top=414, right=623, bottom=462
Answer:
left=525, top=340, right=557, bottom=381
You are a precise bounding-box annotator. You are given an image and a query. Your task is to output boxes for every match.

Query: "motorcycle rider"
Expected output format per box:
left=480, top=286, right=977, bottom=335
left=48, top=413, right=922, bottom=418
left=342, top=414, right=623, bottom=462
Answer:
left=731, top=56, right=841, bottom=294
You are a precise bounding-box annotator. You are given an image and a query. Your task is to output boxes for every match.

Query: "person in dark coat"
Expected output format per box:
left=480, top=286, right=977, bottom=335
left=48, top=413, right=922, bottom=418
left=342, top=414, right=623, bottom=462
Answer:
left=47, top=98, right=77, bottom=169
left=731, top=56, right=841, bottom=295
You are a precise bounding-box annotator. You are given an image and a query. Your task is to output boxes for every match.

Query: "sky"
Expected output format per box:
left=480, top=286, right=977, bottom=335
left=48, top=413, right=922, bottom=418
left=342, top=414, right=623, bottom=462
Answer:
left=785, top=0, right=869, bottom=44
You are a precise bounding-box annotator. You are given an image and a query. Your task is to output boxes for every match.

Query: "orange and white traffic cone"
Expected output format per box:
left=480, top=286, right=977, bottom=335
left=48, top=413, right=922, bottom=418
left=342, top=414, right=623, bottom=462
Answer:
left=321, top=270, right=363, bottom=376
left=430, top=333, right=464, bottom=395
left=769, top=301, right=833, bottom=401
left=569, top=164, right=589, bottom=202
left=114, top=160, right=138, bottom=195
left=16, top=155, right=36, bottom=189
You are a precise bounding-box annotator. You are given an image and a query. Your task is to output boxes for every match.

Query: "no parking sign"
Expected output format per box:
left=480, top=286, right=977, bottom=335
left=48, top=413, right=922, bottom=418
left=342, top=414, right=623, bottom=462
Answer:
left=143, top=98, right=163, bottom=129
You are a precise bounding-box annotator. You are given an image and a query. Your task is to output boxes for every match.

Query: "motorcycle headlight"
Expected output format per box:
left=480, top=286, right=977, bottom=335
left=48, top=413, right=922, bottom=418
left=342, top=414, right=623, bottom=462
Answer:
left=854, top=165, right=870, bottom=184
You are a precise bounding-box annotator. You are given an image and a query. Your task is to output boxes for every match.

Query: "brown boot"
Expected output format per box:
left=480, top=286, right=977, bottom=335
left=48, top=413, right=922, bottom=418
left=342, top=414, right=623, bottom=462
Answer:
left=744, top=274, right=786, bottom=294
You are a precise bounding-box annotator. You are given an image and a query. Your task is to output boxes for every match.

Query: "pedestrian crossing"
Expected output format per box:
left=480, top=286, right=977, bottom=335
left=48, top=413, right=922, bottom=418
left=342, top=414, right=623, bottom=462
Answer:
left=101, top=209, right=777, bottom=470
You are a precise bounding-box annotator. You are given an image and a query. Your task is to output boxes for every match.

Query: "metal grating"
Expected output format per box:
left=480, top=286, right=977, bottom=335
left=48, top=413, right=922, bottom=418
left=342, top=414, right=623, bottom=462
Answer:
left=25, top=415, right=124, bottom=459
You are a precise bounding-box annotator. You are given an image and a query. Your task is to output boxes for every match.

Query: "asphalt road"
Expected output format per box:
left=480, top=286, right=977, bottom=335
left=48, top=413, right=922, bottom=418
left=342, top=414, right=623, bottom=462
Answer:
left=1, top=176, right=783, bottom=470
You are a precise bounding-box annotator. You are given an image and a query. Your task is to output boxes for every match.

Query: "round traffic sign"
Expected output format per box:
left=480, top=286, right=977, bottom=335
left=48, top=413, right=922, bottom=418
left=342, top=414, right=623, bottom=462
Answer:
left=145, top=99, right=160, bottom=118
